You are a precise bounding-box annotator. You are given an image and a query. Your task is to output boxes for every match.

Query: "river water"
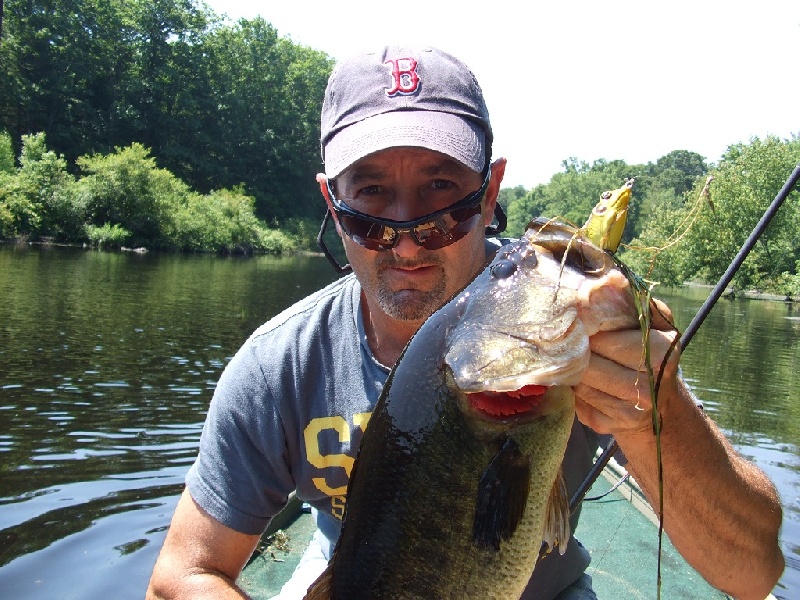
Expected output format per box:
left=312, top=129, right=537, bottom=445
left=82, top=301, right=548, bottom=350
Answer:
left=0, top=245, right=798, bottom=599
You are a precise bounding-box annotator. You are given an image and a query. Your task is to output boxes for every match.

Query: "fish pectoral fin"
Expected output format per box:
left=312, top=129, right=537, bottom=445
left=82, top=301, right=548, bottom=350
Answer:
left=542, top=468, right=571, bottom=556
left=472, top=437, right=531, bottom=552
left=303, top=561, right=333, bottom=600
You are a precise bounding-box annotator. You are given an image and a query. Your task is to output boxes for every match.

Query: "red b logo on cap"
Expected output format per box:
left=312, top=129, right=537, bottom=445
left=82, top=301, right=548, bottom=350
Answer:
left=384, top=58, right=420, bottom=96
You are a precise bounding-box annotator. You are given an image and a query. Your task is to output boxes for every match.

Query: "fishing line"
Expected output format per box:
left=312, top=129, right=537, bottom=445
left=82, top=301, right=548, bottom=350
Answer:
left=569, top=161, right=800, bottom=513
left=583, top=473, right=630, bottom=502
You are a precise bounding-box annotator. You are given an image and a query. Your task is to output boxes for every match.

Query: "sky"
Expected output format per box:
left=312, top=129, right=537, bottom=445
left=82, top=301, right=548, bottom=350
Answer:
left=203, top=0, right=799, bottom=189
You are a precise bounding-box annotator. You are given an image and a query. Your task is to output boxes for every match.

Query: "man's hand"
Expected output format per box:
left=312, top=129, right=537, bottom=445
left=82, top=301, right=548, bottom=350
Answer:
left=575, top=298, right=679, bottom=436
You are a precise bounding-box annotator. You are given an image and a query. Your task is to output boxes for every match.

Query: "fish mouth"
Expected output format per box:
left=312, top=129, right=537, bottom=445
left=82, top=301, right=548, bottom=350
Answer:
left=443, top=308, right=590, bottom=393
left=466, top=384, right=549, bottom=420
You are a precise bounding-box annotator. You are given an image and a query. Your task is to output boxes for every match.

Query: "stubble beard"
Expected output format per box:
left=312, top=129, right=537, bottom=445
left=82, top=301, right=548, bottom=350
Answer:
left=371, top=257, right=448, bottom=323
left=376, top=278, right=447, bottom=322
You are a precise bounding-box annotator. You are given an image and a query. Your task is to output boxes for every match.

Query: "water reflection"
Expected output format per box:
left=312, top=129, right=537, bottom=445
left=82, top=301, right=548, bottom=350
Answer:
left=0, top=246, right=797, bottom=599
left=658, top=286, right=800, bottom=445
left=0, top=245, right=338, bottom=599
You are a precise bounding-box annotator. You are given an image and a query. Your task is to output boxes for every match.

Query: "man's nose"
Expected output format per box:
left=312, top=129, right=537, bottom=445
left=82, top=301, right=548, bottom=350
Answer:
left=391, top=227, right=424, bottom=257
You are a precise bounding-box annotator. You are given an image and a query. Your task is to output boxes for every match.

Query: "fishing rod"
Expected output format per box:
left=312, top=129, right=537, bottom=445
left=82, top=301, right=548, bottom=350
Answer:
left=569, top=161, right=800, bottom=513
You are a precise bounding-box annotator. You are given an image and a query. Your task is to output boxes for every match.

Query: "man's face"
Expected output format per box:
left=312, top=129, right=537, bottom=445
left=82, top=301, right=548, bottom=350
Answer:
left=324, top=147, right=498, bottom=324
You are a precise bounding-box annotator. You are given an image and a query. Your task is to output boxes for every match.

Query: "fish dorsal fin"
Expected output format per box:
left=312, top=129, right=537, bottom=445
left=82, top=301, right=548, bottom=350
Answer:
left=473, top=436, right=531, bottom=551
left=303, top=561, right=333, bottom=600
left=542, top=467, right=571, bottom=555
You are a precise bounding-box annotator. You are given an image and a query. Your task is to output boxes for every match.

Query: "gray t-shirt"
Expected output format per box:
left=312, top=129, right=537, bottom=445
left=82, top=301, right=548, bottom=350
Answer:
left=186, top=271, right=596, bottom=598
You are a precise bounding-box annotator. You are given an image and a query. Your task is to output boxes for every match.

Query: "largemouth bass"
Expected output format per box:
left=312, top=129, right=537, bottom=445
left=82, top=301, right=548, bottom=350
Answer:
left=306, top=219, right=639, bottom=600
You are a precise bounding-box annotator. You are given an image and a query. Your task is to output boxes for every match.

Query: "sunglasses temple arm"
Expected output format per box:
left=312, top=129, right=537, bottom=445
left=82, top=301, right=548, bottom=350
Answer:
left=317, top=210, right=353, bottom=274
left=485, top=203, right=507, bottom=236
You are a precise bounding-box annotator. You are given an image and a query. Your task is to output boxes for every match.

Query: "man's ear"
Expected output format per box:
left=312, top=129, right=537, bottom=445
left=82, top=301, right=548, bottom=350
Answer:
left=316, top=173, right=333, bottom=209
left=483, top=157, right=507, bottom=227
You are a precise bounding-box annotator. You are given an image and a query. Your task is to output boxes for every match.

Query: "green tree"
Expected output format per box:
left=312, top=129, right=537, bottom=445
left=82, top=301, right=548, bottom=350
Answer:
left=200, top=18, right=332, bottom=220
left=629, top=136, right=800, bottom=293
left=0, top=132, right=80, bottom=239
left=497, top=185, right=527, bottom=211
left=689, top=136, right=799, bottom=291
left=75, top=142, right=189, bottom=247
left=0, top=0, right=134, bottom=162
left=0, top=171, right=39, bottom=239
left=166, top=187, right=291, bottom=254
left=505, top=157, right=639, bottom=238
left=505, top=185, right=547, bottom=238
left=0, top=131, right=14, bottom=173
left=648, top=150, right=708, bottom=197
left=122, top=0, right=211, bottom=166
left=625, top=150, right=708, bottom=245
left=1, top=1, right=333, bottom=224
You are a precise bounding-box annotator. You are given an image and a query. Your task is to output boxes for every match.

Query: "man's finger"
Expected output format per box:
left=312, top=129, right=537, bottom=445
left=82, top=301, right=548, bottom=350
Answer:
left=651, top=297, right=675, bottom=331
left=580, top=353, right=656, bottom=407
left=588, top=328, right=680, bottom=373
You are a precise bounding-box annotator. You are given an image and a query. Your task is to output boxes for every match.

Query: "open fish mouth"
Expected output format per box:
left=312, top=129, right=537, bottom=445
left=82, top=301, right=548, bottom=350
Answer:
left=467, top=384, right=549, bottom=418
left=444, top=313, right=591, bottom=393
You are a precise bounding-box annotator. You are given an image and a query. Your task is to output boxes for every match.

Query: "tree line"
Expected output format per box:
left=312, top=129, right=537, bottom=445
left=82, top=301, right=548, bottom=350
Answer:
left=499, top=138, right=800, bottom=296
left=0, top=131, right=307, bottom=252
left=0, top=0, right=333, bottom=224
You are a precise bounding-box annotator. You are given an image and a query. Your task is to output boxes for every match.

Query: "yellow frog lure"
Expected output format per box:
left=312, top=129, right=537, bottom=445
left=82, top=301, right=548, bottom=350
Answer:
left=583, top=178, right=635, bottom=253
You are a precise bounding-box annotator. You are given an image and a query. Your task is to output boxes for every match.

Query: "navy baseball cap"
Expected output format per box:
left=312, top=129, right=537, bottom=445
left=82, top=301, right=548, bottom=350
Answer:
left=320, top=46, right=493, bottom=178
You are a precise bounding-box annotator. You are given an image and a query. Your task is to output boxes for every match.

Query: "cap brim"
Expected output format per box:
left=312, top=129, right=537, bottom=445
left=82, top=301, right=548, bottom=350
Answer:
left=324, top=110, right=486, bottom=178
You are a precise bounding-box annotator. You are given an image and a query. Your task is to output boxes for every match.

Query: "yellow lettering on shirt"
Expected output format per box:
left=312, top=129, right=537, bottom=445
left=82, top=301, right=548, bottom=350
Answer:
left=305, top=416, right=353, bottom=496
left=331, top=494, right=346, bottom=520
left=352, top=412, right=371, bottom=432
left=304, top=413, right=374, bottom=517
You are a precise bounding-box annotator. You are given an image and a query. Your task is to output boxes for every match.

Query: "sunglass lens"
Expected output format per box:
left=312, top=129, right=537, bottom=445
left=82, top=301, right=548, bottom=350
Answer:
left=418, top=206, right=482, bottom=250
left=340, top=215, right=396, bottom=251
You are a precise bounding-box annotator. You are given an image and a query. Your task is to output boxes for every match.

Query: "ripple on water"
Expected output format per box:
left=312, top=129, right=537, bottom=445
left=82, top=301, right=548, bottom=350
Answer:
left=94, top=381, right=131, bottom=388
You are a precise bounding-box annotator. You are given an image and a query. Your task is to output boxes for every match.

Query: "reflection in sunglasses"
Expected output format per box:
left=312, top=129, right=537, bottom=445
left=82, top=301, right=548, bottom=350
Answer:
left=327, top=166, right=492, bottom=252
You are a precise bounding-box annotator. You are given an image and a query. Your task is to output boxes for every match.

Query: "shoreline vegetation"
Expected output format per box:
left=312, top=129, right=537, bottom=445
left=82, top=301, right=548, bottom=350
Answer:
left=1, top=132, right=798, bottom=297
left=0, top=235, right=327, bottom=258
left=1, top=1, right=798, bottom=295
left=0, top=134, right=320, bottom=256
left=681, top=281, right=797, bottom=304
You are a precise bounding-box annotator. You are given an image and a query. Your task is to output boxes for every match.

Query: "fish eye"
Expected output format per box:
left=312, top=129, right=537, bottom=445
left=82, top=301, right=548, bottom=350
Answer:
left=490, top=258, right=518, bottom=279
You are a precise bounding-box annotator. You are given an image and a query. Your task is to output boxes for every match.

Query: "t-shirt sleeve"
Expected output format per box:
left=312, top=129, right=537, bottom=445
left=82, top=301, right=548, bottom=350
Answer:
left=185, top=338, right=295, bottom=535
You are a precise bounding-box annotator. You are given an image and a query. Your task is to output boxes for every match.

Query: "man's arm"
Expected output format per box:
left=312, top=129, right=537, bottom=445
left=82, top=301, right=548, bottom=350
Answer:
left=575, top=325, right=784, bottom=600
left=146, top=489, right=262, bottom=600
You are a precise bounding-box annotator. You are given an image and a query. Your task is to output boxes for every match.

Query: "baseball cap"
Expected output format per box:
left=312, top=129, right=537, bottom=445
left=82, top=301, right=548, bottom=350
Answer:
left=320, top=46, right=492, bottom=178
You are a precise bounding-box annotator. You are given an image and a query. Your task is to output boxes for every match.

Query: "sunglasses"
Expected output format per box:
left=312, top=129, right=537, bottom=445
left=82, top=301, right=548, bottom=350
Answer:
left=326, top=166, right=492, bottom=252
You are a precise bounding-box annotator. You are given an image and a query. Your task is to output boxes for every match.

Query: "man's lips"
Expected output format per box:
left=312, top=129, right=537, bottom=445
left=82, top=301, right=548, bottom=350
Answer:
left=467, top=384, right=548, bottom=417
left=382, top=264, right=440, bottom=285
left=385, top=264, right=438, bottom=274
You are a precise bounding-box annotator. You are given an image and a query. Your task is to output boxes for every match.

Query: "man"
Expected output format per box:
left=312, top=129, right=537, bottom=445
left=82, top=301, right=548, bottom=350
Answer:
left=147, top=46, right=784, bottom=599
